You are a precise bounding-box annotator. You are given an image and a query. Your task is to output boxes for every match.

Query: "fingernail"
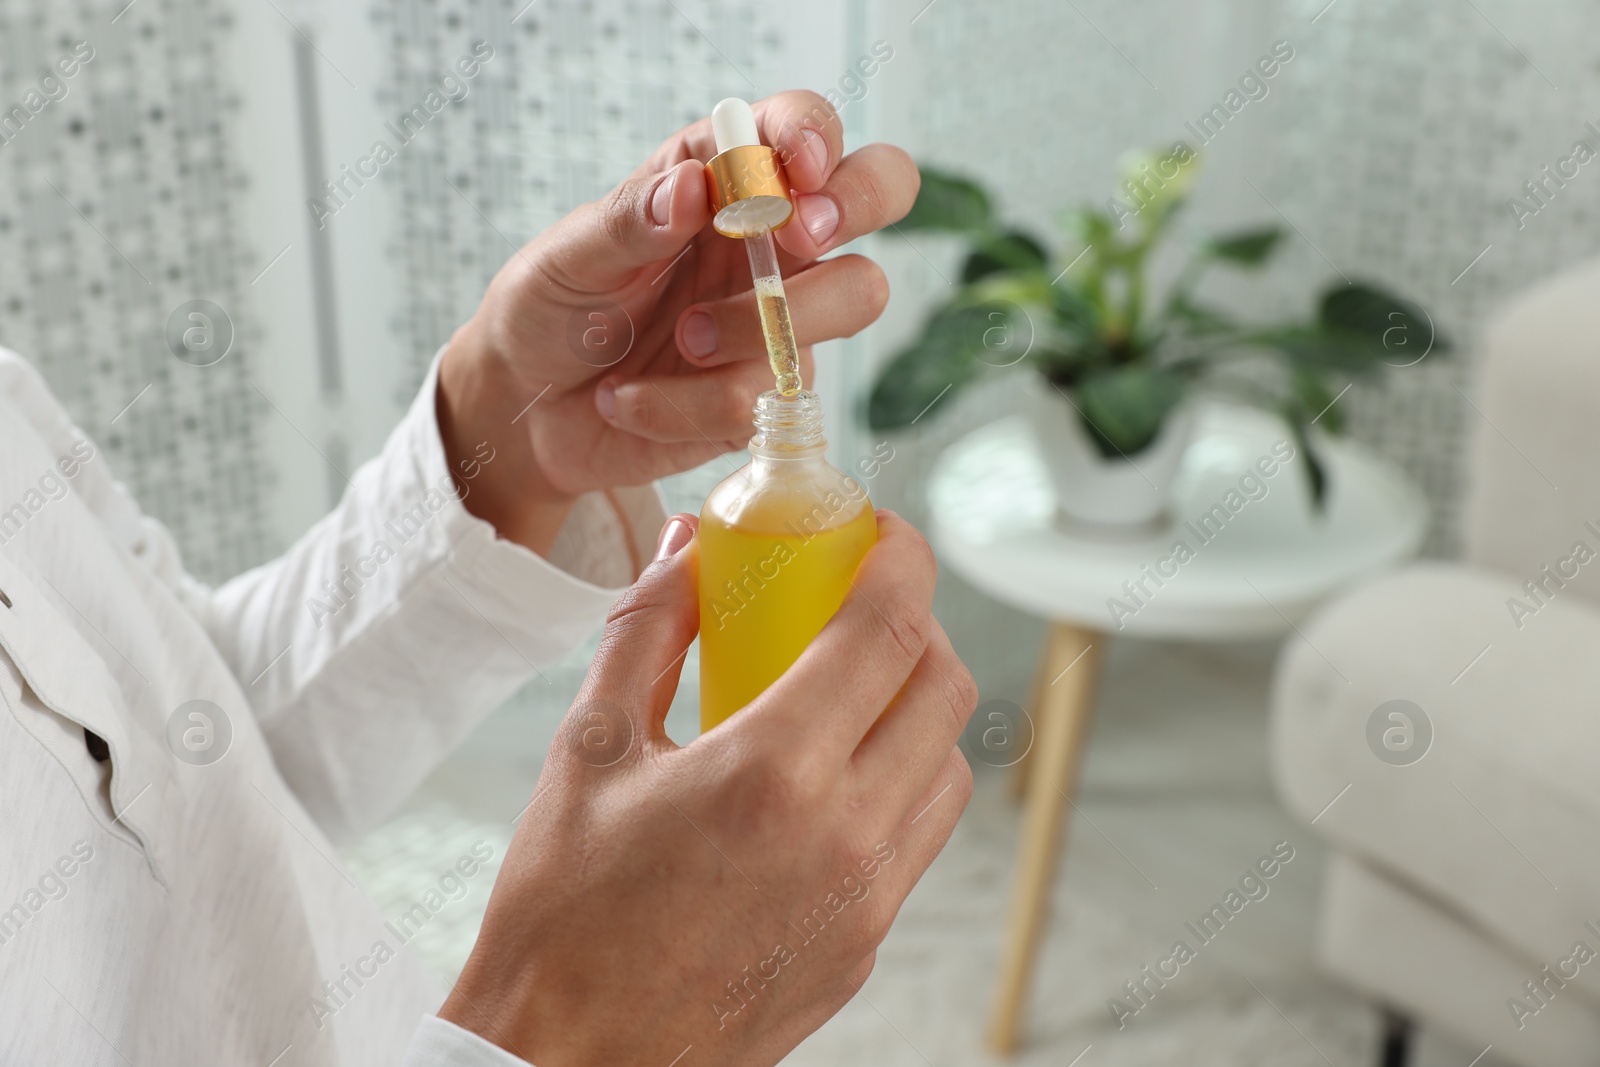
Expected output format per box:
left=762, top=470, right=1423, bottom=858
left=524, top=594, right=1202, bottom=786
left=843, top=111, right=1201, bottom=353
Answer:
left=655, top=516, right=693, bottom=561
left=796, top=193, right=840, bottom=246
left=802, top=128, right=828, bottom=174
left=681, top=311, right=718, bottom=359
left=649, top=170, right=677, bottom=226
left=595, top=379, right=617, bottom=421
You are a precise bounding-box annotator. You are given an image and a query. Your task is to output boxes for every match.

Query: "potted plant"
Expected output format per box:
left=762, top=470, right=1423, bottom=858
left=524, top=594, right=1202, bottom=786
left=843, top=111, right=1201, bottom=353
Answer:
left=866, top=147, right=1445, bottom=526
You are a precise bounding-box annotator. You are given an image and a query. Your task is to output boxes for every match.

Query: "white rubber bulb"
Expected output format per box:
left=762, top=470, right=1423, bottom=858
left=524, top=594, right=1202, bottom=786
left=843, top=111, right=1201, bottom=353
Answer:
left=711, top=97, right=760, bottom=154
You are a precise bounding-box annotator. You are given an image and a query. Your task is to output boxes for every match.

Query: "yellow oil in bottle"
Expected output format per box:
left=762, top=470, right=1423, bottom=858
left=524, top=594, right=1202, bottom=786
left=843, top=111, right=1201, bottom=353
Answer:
left=697, top=391, right=875, bottom=733
left=699, top=504, right=875, bottom=731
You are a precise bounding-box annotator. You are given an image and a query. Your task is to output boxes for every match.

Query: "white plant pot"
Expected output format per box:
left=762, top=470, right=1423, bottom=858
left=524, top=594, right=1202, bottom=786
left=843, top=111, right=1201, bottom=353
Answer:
left=1022, top=375, right=1196, bottom=529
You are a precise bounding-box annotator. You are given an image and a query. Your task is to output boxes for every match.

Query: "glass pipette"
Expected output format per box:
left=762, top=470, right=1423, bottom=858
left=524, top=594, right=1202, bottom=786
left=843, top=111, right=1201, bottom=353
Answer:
left=705, top=97, right=804, bottom=397
left=744, top=225, right=802, bottom=396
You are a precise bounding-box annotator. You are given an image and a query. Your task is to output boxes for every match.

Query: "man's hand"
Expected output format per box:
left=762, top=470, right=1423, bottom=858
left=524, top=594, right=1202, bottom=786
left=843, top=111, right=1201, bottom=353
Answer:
left=435, top=90, right=918, bottom=552
left=439, top=512, right=977, bottom=1066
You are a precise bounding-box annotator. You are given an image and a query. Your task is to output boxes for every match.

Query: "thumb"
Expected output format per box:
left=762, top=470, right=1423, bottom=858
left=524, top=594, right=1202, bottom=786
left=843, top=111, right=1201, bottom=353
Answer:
left=540, top=159, right=711, bottom=294
left=569, top=514, right=699, bottom=757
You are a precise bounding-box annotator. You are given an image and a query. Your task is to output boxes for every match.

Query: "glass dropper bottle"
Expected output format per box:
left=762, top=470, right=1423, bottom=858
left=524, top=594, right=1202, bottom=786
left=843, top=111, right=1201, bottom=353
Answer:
left=696, top=97, right=877, bottom=733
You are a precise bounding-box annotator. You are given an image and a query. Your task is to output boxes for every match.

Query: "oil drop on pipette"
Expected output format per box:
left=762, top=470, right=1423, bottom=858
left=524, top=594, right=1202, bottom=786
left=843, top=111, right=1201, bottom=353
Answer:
left=697, top=97, right=876, bottom=732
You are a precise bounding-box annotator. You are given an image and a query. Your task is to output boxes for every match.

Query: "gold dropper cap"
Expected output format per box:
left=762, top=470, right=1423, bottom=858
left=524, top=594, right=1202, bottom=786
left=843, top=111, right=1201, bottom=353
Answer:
left=704, top=99, right=793, bottom=238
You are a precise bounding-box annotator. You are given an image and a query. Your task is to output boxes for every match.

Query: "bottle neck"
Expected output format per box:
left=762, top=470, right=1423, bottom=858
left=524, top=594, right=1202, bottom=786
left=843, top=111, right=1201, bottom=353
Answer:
left=749, top=389, right=825, bottom=458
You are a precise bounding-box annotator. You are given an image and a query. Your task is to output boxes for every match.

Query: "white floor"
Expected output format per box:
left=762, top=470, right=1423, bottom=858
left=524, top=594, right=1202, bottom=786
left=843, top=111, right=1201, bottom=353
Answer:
left=343, top=635, right=1506, bottom=1067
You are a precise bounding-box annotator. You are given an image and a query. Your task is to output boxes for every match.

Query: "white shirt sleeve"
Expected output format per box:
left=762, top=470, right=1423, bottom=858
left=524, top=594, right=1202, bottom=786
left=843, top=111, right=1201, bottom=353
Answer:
left=174, top=350, right=665, bottom=843
left=401, top=1016, right=534, bottom=1067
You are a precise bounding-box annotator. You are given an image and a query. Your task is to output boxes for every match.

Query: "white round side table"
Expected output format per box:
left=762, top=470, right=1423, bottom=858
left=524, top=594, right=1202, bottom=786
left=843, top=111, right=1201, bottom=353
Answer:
left=925, top=402, right=1426, bottom=1054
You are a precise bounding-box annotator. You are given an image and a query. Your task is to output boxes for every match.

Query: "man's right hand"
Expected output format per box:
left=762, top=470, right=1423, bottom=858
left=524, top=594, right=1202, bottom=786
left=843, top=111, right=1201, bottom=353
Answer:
left=439, top=510, right=977, bottom=1066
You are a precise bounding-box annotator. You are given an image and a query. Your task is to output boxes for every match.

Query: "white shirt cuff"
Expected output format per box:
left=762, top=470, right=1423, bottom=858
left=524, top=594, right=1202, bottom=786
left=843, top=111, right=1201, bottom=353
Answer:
left=408, top=344, right=666, bottom=598
left=401, top=1015, right=532, bottom=1067
left=205, top=348, right=669, bottom=840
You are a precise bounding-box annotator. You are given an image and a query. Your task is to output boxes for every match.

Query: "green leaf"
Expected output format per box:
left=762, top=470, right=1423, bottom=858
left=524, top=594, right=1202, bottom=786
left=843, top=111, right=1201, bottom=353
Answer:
left=1115, top=145, right=1203, bottom=223
left=1290, top=369, right=1344, bottom=434
left=1072, top=365, right=1186, bottom=457
left=1319, top=282, right=1449, bottom=361
left=1049, top=282, right=1101, bottom=337
left=1283, top=410, right=1328, bottom=511
left=1255, top=326, right=1391, bottom=376
left=864, top=304, right=999, bottom=430
left=1205, top=226, right=1283, bottom=266
left=900, top=167, right=992, bottom=232
left=1168, top=294, right=1239, bottom=335
left=961, top=229, right=1050, bottom=283
left=1059, top=207, right=1115, bottom=248
left=959, top=270, right=1052, bottom=309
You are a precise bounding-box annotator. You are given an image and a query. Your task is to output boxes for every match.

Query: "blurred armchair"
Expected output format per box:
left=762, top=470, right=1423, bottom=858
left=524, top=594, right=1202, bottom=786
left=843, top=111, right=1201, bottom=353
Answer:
left=1270, top=258, right=1600, bottom=1067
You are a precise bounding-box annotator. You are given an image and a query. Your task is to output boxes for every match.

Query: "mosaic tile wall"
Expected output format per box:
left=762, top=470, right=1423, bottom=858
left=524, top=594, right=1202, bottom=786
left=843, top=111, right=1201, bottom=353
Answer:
left=0, top=0, right=273, bottom=581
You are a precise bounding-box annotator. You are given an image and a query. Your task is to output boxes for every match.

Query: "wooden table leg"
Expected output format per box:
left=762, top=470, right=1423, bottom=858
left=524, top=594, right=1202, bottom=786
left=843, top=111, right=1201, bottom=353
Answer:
left=987, top=621, right=1104, bottom=1056
left=1009, top=626, right=1058, bottom=801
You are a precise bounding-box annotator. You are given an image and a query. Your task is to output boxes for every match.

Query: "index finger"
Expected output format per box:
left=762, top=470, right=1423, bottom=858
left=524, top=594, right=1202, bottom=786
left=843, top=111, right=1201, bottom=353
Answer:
left=641, top=90, right=844, bottom=194
left=743, top=510, right=938, bottom=766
